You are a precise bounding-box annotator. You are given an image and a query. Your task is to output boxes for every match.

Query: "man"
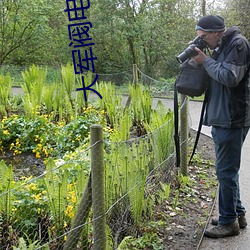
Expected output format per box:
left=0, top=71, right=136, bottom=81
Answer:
left=192, top=15, right=250, bottom=238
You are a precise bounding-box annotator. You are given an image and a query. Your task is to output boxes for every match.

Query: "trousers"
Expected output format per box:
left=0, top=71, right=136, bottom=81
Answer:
left=211, top=126, right=249, bottom=225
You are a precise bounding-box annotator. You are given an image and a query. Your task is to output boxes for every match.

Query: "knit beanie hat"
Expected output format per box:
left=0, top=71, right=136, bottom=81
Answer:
left=195, top=15, right=225, bottom=32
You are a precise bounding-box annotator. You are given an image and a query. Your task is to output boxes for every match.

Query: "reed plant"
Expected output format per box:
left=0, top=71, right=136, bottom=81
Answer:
left=129, top=84, right=153, bottom=135
left=75, top=72, right=92, bottom=115
left=0, top=73, right=12, bottom=117
left=42, top=159, right=69, bottom=247
left=61, top=63, right=75, bottom=104
left=52, top=82, right=73, bottom=122
left=0, top=161, right=14, bottom=222
left=105, top=136, right=153, bottom=227
left=21, top=65, right=47, bottom=118
left=43, top=84, right=55, bottom=114
left=96, top=81, right=122, bottom=128
left=145, top=100, right=175, bottom=164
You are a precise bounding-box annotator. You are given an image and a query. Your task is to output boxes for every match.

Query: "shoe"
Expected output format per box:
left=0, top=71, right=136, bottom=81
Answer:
left=204, top=222, right=240, bottom=238
left=211, top=214, right=247, bottom=229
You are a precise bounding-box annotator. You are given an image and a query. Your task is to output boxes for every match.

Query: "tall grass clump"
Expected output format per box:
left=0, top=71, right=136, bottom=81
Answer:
left=61, top=63, right=75, bottom=104
left=96, top=81, right=122, bottom=128
left=21, top=65, right=47, bottom=118
left=145, top=100, right=175, bottom=164
left=0, top=73, right=12, bottom=117
left=129, top=84, right=153, bottom=135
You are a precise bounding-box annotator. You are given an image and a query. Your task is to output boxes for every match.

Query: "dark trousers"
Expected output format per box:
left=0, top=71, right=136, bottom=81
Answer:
left=211, top=126, right=249, bottom=225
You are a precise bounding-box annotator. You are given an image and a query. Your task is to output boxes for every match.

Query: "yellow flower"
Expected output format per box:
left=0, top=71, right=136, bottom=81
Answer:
left=26, top=183, right=37, bottom=191
left=71, top=195, right=76, bottom=204
left=32, top=193, right=42, bottom=201
left=65, top=205, right=74, bottom=218
left=42, top=147, right=49, bottom=157
left=12, top=207, right=17, bottom=212
left=36, top=152, right=41, bottom=158
left=3, top=130, right=9, bottom=135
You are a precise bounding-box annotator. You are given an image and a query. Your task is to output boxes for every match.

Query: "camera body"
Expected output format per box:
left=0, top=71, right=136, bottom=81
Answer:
left=176, top=36, right=208, bottom=63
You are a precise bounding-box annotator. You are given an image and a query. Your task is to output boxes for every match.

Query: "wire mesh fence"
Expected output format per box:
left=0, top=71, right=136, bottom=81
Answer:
left=0, top=64, right=191, bottom=249
left=0, top=116, right=189, bottom=249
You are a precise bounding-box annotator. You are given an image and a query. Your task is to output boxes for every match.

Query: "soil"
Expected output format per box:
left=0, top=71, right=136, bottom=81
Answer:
left=0, top=152, right=45, bottom=180
left=158, top=130, right=217, bottom=250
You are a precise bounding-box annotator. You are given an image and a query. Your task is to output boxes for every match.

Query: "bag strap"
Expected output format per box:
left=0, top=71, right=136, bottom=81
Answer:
left=188, top=91, right=208, bottom=164
left=174, top=80, right=180, bottom=168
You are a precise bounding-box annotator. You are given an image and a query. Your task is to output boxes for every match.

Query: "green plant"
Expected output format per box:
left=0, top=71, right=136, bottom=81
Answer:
left=172, top=190, right=180, bottom=210
left=178, top=173, right=191, bottom=189
left=105, top=136, right=153, bottom=232
left=145, top=100, right=174, bottom=163
left=129, top=84, right=153, bottom=129
left=21, top=65, right=47, bottom=118
left=0, top=73, right=12, bottom=117
left=157, top=182, right=171, bottom=203
left=60, top=63, right=75, bottom=102
left=43, top=85, right=55, bottom=114
left=96, top=81, right=123, bottom=128
left=75, top=72, right=92, bottom=113
left=13, top=237, right=41, bottom=250
left=0, top=161, right=15, bottom=222
left=0, top=106, right=104, bottom=158
left=117, top=233, right=163, bottom=250
left=12, top=176, right=49, bottom=241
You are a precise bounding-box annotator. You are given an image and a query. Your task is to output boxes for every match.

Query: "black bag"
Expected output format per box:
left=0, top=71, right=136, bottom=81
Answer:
left=175, top=58, right=208, bottom=97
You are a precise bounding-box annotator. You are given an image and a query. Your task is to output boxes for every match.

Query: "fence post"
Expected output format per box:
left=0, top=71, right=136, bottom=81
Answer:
left=63, top=175, right=92, bottom=250
left=125, top=64, right=138, bottom=109
left=133, top=64, right=138, bottom=86
left=180, top=94, right=188, bottom=176
left=91, top=124, right=106, bottom=250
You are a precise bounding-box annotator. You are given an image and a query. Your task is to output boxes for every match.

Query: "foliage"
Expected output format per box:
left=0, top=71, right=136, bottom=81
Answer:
left=0, top=108, right=103, bottom=158
left=61, top=63, right=75, bottom=103
left=0, top=0, right=69, bottom=65
left=0, top=161, right=15, bottom=222
left=0, top=76, right=178, bottom=248
left=129, top=83, right=153, bottom=135
left=117, top=233, right=163, bottom=250
left=145, top=100, right=175, bottom=163
left=0, top=0, right=229, bottom=81
left=96, top=81, right=123, bottom=128
left=21, top=65, right=47, bottom=118
left=0, top=72, right=12, bottom=117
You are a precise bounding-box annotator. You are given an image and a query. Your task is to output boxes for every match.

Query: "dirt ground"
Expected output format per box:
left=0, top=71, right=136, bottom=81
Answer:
left=159, top=130, right=217, bottom=250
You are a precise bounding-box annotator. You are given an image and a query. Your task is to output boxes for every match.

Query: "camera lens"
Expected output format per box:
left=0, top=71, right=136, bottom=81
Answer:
left=176, top=44, right=198, bottom=63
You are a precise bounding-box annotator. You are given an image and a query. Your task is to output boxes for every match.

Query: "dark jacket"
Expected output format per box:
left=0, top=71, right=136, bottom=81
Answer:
left=203, top=26, right=250, bottom=128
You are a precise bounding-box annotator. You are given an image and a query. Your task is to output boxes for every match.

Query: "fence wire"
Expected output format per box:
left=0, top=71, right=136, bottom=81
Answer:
left=0, top=67, right=192, bottom=249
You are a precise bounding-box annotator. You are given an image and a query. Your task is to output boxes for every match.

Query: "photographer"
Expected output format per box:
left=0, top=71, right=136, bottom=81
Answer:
left=192, top=15, right=250, bottom=238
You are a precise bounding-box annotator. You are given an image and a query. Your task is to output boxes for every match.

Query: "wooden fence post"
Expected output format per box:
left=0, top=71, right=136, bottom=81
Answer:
left=133, top=64, right=138, bottom=86
left=125, top=64, right=138, bottom=109
left=63, top=175, right=92, bottom=250
left=91, top=124, right=106, bottom=250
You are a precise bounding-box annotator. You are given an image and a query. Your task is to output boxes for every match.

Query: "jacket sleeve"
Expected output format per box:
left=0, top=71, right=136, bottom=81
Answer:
left=203, top=37, right=250, bottom=88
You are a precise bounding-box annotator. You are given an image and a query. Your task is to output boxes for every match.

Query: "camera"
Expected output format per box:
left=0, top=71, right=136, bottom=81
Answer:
left=176, top=36, right=208, bottom=63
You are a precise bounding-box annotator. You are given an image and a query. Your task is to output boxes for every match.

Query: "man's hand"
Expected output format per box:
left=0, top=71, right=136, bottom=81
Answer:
left=192, top=47, right=207, bottom=64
